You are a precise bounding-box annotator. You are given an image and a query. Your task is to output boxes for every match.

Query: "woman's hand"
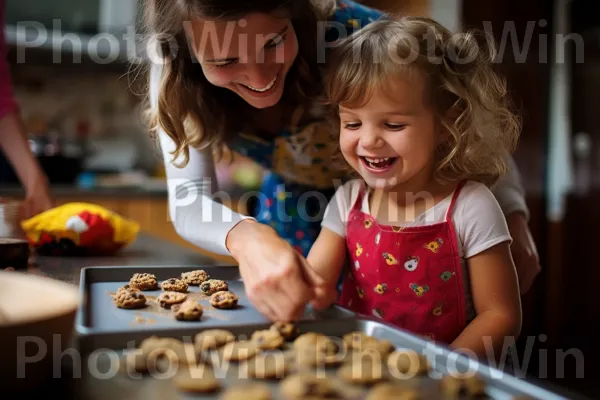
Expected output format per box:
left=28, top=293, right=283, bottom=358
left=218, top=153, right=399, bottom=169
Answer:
left=21, top=180, right=53, bottom=219
left=226, top=219, right=317, bottom=322
left=506, top=212, right=541, bottom=294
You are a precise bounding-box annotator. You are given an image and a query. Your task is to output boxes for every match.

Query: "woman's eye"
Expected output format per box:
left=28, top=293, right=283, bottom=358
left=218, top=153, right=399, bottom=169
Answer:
left=386, top=123, right=406, bottom=130
left=213, top=60, right=236, bottom=68
left=265, top=34, right=286, bottom=49
left=344, top=122, right=362, bottom=130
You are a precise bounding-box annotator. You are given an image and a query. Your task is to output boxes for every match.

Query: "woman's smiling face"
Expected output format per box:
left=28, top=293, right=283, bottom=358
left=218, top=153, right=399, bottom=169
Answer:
left=185, top=12, right=299, bottom=109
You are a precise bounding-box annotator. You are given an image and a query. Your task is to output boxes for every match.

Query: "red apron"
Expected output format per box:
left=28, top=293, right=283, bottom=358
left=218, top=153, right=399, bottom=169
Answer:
left=338, top=181, right=467, bottom=345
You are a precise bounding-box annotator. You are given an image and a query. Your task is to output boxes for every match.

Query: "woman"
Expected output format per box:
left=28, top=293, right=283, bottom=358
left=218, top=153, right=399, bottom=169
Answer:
left=0, top=0, right=53, bottom=218
left=144, top=0, right=539, bottom=321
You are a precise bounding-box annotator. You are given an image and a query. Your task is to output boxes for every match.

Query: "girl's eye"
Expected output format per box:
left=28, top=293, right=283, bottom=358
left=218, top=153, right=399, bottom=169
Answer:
left=265, top=34, right=286, bottom=49
left=344, top=122, right=361, bottom=130
left=386, top=123, right=406, bottom=130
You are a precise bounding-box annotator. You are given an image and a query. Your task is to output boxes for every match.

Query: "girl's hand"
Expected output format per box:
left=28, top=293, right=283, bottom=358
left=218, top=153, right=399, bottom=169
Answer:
left=226, top=219, right=315, bottom=322
left=506, top=212, right=541, bottom=294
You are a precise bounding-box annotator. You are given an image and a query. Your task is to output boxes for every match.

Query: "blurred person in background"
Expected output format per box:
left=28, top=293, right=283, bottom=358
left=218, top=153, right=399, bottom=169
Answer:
left=0, top=0, right=53, bottom=218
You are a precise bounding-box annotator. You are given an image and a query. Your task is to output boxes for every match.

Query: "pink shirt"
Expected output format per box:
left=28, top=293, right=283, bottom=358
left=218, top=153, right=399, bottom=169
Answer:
left=0, top=0, right=18, bottom=120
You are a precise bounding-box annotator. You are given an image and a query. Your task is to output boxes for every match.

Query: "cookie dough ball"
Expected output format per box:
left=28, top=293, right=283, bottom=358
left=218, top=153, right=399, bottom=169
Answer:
left=138, top=336, right=199, bottom=366
left=129, top=273, right=158, bottom=290
left=172, top=365, right=220, bottom=393
left=161, top=278, right=189, bottom=293
left=280, top=373, right=340, bottom=399
left=172, top=300, right=203, bottom=321
left=270, top=321, right=299, bottom=340
left=252, top=329, right=285, bottom=350
left=210, top=290, right=239, bottom=309
left=338, top=355, right=385, bottom=385
left=221, top=382, right=272, bottom=400
left=200, top=279, right=228, bottom=295
left=113, top=289, right=146, bottom=309
left=194, top=329, right=236, bottom=352
left=181, top=269, right=210, bottom=285
left=117, top=284, right=138, bottom=293
left=387, top=350, right=430, bottom=377
left=245, top=353, right=290, bottom=379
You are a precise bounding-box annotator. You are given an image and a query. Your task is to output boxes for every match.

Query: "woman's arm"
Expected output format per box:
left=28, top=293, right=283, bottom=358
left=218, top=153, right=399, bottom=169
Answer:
left=492, top=155, right=541, bottom=294
left=450, top=242, right=522, bottom=359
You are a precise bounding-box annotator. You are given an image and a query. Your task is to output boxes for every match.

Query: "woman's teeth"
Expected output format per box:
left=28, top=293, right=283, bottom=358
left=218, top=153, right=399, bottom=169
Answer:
left=362, top=157, right=395, bottom=169
left=242, top=75, right=277, bottom=92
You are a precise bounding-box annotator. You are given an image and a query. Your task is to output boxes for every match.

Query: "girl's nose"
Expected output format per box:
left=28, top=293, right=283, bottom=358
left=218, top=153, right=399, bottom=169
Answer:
left=359, top=129, right=385, bottom=149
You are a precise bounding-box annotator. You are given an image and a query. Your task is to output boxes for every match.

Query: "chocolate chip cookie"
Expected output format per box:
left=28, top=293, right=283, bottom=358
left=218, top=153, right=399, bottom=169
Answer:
left=366, top=383, right=420, bottom=400
left=245, top=353, right=290, bottom=380
left=194, top=329, right=236, bottom=352
left=117, top=284, right=138, bottom=293
left=387, top=350, right=430, bottom=377
left=440, top=374, right=487, bottom=397
left=209, top=290, right=238, bottom=309
left=157, top=291, right=187, bottom=309
left=113, top=289, right=147, bottom=309
left=338, top=355, right=385, bottom=385
left=252, top=329, right=285, bottom=350
left=270, top=321, right=299, bottom=340
left=200, top=279, right=228, bottom=295
left=279, top=373, right=340, bottom=399
left=173, top=365, right=220, bottom=393
left=172, top=300, right=203, bottom=321
left=181, top=269, right=210, bottom=285
left=161, top=278, right=188, bottom=293
left=129, top=273, right=158, bottom=290
left=221, top=382, right=272, bottom=400
left=221, top=340, right=260, bottom=362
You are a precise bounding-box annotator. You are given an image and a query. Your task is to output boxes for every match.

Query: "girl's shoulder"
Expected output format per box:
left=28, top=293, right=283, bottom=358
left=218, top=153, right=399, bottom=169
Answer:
left=327, top=0, right=388, bottom=32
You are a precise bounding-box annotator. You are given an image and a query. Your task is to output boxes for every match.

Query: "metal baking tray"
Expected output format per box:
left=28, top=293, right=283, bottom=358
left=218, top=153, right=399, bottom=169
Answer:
left=74, top=267, right=576, bottom=400
left=76, top=318, right=575, bottom=400
left=75, top=265, right=354, bottom=344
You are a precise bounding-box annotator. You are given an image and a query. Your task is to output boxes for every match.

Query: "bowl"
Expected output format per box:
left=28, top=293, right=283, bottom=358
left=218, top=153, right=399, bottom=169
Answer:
left=0, top=270, right=80, bottom=394
left=0, top=237, right=30, bottom=270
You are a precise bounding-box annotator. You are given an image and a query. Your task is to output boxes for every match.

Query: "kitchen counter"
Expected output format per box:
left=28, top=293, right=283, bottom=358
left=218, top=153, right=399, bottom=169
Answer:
left=0, top=184, right=168, bottom=198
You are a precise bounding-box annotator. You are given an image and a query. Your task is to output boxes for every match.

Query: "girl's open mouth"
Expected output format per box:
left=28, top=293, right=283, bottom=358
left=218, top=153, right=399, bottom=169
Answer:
left=361, top=156, right=397, bottom=171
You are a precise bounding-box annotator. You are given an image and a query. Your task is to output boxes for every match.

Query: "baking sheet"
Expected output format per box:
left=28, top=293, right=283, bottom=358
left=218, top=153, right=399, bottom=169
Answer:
left=75, top=265, right=354, bottom=338
left=77, top=318, right=573, bottom=400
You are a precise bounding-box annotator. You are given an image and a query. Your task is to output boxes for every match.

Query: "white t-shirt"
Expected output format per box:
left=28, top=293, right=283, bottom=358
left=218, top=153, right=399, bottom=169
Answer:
left=321, top=179, right=513, bottom=321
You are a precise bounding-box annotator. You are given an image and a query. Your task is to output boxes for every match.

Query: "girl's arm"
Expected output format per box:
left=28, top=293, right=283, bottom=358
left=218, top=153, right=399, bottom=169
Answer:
left=450, top=242, right=522, bottom=359
left=306, top=227, right=347, bottom=309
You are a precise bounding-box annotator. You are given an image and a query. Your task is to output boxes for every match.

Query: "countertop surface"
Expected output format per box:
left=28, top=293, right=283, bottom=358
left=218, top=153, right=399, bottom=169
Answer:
left=31, top=233, right=223, bottom=285
left=0, top=185, right=169, bottom=198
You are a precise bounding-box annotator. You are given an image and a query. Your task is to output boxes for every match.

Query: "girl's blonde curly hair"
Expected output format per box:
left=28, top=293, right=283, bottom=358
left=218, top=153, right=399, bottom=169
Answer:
left=324, top=17, right=521, bottom=187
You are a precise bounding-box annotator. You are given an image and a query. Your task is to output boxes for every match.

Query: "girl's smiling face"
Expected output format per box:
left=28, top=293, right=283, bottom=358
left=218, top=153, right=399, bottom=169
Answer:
left=185, top=12, right=299, bottom=109
left=339, top=71, right=441, bottom=191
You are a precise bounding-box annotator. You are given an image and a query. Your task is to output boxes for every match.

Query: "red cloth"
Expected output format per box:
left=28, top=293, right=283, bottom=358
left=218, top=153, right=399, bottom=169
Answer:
left=0, top=0, right=19, bottom=120
left=338, top=181, right=468, bottom=345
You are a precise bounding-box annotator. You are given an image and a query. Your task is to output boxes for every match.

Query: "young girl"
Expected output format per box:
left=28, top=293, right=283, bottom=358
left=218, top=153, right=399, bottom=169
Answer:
left=308, top=17, right=522, bottom=357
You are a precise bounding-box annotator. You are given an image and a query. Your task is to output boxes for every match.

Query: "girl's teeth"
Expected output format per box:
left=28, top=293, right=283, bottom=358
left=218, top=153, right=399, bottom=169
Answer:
left=365, top=157, right=389, bottom=163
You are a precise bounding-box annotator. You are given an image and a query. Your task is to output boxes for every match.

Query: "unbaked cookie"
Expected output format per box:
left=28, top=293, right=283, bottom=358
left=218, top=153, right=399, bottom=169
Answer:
left=387, top=350, right=430, bottom=377
left=113, top=289, right=147, bottom=309
left=117, top=284, right=138, bottom=293
left=270, top=321, right=299, bottom=340
left=279, top=373, right=340, bottom=399
left=172, top=300, right=203, bottom=321
left=161, top=278, right=189, bottom=292
left=172, top=365, right=220, bottom=393
left=209, top=290, right=238, bottom=309
left=293, top=332, right=341, bottom=355
left=221, top=340, right=259, bottom=362
left=221, top=382, right=272, bottom=400
left=138, top=336, right=199, bottom=366
left=129, top=273, right=158, bottom=290
left=200, top=279, right=228, bottom=295
left=366, top=383, right=420, bottom=400
left=158, top=291, right=187, bottom=309
left=252, top=329, right=285, bottom=350
left=181, top=269, right=210, bottom=285
left=194, top=329, right=236, bottom=352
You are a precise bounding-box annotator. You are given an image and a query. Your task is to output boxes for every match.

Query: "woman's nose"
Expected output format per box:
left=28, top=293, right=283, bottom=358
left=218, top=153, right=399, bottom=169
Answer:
left=243, top=62, right=274, bottom=87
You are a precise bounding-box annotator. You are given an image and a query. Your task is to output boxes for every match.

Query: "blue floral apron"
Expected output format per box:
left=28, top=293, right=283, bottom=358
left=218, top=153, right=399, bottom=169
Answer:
left=230, top=0, right=385, bottom=256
